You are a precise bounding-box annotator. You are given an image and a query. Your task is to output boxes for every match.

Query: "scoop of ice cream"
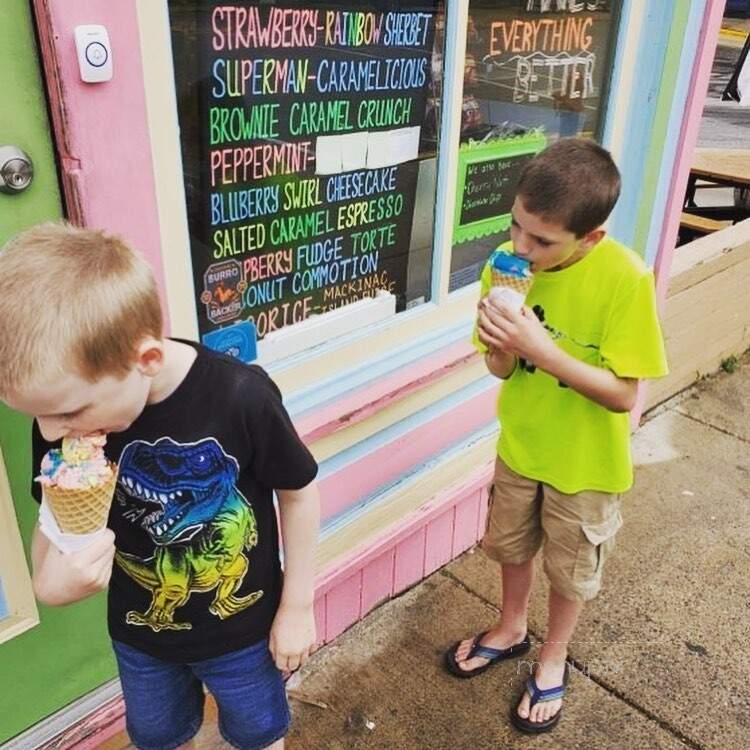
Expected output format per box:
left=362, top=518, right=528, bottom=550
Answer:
left=37, top=436, right=114, bottom=490
left=491, top=251, right=532, bottom=279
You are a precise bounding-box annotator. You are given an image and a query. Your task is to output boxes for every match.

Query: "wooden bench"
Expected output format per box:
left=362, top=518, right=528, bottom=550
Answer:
left=684, top=149, right=750, bottom=224
left=680, top=211, right=732, bottom=234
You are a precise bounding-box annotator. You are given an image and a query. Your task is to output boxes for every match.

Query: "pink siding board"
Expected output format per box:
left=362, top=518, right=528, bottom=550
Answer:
left=424, top=509, right=456, bottom=576
left=452, top=490, right=484, bottom=557
left=39, top=696, right=126, bottom=750
left=324, top=572, right=362, bottom=641
left=316, top=461, right=494, bottom=597
left=318, top=384, right=497, bottom=520
left=314, top=594, right=327, bottom=646
left=361, top=549, right=396, bottom=617
left=297, top=342, right=477, bottom=442
left=393, top=528, right=426, bottom=595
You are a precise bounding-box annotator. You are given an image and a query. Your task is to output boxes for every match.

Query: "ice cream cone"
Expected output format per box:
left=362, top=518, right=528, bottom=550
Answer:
left=43, top=461, right=118, bottom=534
left=490, top=269, right=534, bottom=296
left=488, top=250, right=534, bottom=311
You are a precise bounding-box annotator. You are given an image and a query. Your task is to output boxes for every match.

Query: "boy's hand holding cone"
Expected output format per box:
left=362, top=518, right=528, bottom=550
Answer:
left=36, top=435, right=118, bottom=553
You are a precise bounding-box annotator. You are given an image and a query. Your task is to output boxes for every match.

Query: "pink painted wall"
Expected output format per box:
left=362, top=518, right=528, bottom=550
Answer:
left=32, top=0, right=169, bottom=328
left=297, top=341, right=476, bottom=442
left=318, top=383, right=497, bottom=520
left=315, top=464, right=493, bottom=643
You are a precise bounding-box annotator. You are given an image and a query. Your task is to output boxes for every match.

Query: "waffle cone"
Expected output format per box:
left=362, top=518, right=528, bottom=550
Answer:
left=44, top=462, right=118, bottom=534
left=491, top=270, right=533, bottom=296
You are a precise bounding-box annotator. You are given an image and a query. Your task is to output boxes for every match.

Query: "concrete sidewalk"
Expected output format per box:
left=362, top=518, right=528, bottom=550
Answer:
left=286, top=353, right=750, bottom=750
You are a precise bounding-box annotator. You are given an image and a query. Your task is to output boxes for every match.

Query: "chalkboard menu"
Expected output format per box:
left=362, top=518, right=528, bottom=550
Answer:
left=169, top=0, right=440, bottom=349
left=453, top=132, right=546, bottom=245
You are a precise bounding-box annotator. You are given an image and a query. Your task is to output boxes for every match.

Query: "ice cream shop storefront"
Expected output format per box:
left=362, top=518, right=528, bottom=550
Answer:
left=0, top=0, right=724, bottom=745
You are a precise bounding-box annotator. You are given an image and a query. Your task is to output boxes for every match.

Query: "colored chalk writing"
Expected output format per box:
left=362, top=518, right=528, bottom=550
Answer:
left=467, top=0, right=620, bottom=129
left=169, top=1, right=439, bottom=345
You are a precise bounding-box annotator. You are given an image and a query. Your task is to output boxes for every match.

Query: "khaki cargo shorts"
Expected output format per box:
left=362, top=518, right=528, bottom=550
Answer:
left=482, top=457, right=623, bottom=602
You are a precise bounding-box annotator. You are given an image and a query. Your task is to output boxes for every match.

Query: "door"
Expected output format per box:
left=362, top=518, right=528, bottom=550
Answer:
left=0, top=1, right=116, bottom=743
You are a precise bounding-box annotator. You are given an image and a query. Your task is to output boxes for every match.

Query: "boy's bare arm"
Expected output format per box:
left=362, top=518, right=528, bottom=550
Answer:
left=270, top=481, right=320, bottom=672
left=478, top=300, right=637, bottom=413
left=534, top=350, right=637, bottom=412
left=31, top=525, right=116, bottom=606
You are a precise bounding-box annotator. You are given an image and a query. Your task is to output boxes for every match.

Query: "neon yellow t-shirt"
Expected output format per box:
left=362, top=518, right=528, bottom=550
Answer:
left=474, top=237, right=668, bottom=494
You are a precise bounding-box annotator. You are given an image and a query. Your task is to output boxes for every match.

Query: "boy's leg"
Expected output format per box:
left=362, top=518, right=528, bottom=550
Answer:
left=452, top=558, right=534, bottom=671
left=452, top=458, right=542, bottom=672
left=111, top=640, right=204, bottom=750
left=515, top=484, right=621, bottom=725
left=516, top=588, right=582, bottom=724
left=194, top=639, right=290, bottom=750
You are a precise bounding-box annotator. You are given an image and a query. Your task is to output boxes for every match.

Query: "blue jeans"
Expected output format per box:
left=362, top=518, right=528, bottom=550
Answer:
left=112, top=639, right=290, bottom=750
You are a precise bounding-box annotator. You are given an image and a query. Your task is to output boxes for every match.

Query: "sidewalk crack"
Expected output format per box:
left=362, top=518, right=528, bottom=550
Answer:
left=675, top=409, right=750, bottom=445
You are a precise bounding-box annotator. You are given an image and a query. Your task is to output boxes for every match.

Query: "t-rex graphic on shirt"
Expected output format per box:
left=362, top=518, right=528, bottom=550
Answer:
left=114, top=437, right=262, bottom=633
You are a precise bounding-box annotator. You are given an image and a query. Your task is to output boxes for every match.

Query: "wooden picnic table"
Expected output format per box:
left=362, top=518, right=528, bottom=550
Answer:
left=684, top=148, right=750, bottom=222
left=689, top=148, right=750, bottom=188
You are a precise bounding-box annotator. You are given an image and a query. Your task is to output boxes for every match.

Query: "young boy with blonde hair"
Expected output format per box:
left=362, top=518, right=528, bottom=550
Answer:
left=0, top=222, right=319, bottom=750
left=445, top=138, right=668, bottom=733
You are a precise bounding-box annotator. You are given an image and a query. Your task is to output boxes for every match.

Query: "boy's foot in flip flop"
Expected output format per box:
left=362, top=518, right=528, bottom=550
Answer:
left=512, top=657, right=569, bottom=733
left=445, top=626, right=530, bottom=677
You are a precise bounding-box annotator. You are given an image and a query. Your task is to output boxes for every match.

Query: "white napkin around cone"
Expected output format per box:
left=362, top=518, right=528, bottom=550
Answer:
left=39, top=494, right=110, bottom=553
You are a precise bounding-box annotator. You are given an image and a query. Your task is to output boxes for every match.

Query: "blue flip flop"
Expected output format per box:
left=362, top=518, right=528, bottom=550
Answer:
left=510, top=664, right=570, bottom=733
left=444, top=630, right=531, bottom=678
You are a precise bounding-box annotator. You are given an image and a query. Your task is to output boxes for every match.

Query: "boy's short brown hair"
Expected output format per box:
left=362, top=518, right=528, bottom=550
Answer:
left=517, top=137, right=621, bottom=237
left=0, top=222, right=162, bottom=397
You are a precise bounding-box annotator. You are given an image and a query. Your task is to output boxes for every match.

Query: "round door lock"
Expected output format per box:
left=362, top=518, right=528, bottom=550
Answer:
left=0, top=146, right=34, bottom=194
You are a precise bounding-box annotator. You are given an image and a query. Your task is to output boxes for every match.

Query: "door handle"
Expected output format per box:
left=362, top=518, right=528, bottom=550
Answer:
left=0, top=145, right=34, bottom=194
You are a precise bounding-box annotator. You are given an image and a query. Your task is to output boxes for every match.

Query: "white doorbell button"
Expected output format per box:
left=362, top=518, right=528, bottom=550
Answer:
left=75, top=25, right=113, bottom=83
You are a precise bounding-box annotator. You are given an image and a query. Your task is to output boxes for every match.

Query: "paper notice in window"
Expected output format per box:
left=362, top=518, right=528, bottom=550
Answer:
left=340, top=132, right=369, bottom=172
left=315, top=135, right=342, bottom=175
left=367, top=127, right=421, bottom=169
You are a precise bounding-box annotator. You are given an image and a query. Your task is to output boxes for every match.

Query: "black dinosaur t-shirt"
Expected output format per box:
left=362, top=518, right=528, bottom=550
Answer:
left=32, top=341, right=318, bottom=662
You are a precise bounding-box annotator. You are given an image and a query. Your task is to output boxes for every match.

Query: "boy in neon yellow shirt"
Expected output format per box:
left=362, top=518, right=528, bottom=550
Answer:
left=445, top=139, right=668, bottom=734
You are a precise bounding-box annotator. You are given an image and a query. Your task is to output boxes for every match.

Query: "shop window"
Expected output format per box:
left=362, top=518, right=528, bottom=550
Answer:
left=449, top=0, right=622, bottom=291
left=0, top=450, right=38, bottom=644
left=167, top=1, right=445, bottom=360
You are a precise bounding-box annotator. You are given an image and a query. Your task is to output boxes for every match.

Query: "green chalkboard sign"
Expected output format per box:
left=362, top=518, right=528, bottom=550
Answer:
left=453, top=132, right=547, bottom=245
